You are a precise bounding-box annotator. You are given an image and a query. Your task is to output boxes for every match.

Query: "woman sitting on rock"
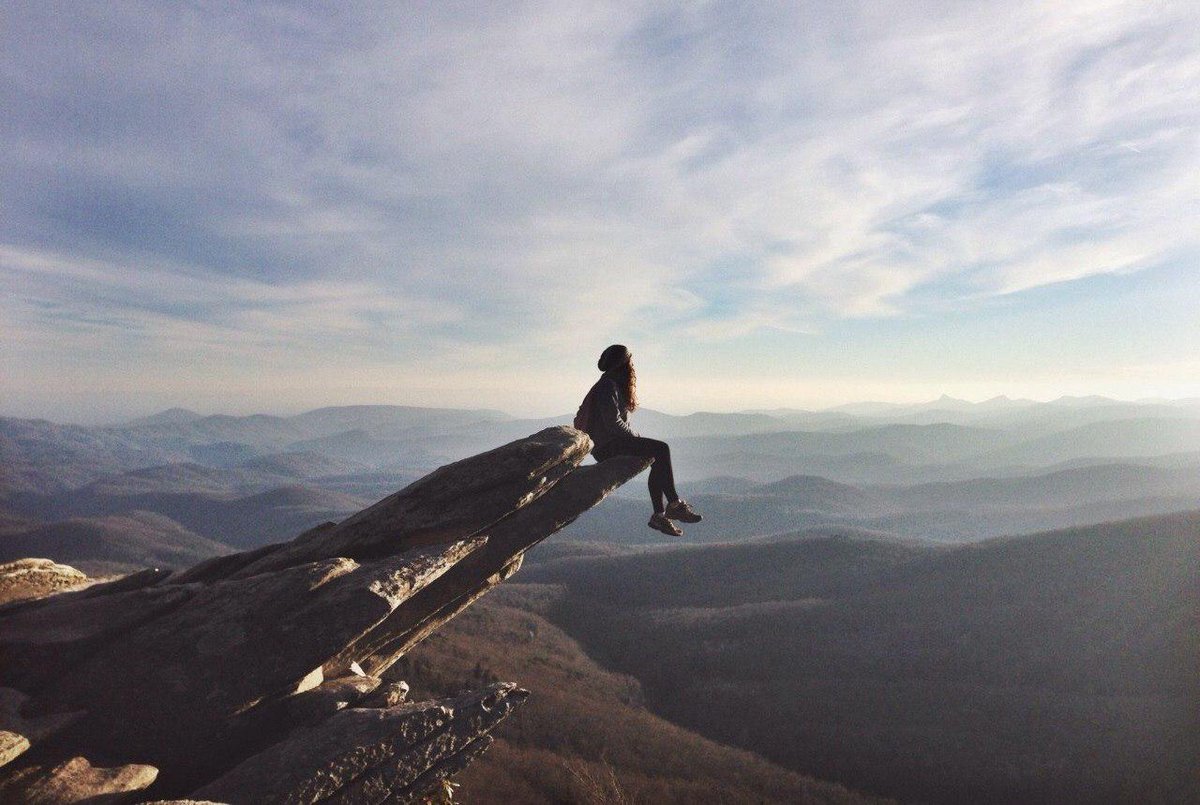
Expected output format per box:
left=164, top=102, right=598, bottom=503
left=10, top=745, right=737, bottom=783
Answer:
left=575, top=344, right=703, bottom=536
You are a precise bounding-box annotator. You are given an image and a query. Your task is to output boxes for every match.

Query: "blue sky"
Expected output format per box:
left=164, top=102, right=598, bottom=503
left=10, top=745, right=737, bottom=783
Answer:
left=3, top=1, right=1198, bottom=422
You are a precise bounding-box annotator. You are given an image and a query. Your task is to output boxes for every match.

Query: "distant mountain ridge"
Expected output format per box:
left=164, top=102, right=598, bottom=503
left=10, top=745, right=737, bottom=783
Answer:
left=0, top=511, right=233, bottom=575
left=564, top=461, right=1200, bottom=544
left=6, top=400, right=1200, bottom=563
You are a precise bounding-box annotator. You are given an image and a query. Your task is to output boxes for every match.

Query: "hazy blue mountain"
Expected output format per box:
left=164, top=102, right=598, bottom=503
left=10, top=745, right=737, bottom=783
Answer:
left=749, top=475, right=876, bottom=506
left=669, top=422, right=1018, bottom=482
left=238, top=451, right=367, bottom=478
left=79, top=463, right=268, bottom=497
left=0, top=417, right=183, bottom=492
left=881, top=463, right=1200, bottom=509
left=119, top=407, right=204, bottom=427
left=563, top=462, right=1200, bottom=544
left=303, top=470, right=422, bottom=501
left=813, top=396, right=1199, bottom=435
left=8, top=478, right=365, bottom=549
left=8, top=402, right=1200, bottom=497
left=682, top=475, right=759, bottom=495
left=734, top=408, right=863, bottom=430
left=0, top=510, right=233, bottom=574
left=287, top=404, right=513, bottom=437
left=185, top=441, right=261, bottom=467
left=116, top=412, right=305, bottom=451
left=626, top=409, right=794, bottom=437
left=977, top=417, right=1200, bottom=467
left=7, top=401, right=1200, bottom=556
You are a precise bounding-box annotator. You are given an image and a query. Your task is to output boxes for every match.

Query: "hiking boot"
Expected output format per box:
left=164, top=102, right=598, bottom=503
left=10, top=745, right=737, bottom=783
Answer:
left=648, top=512, right=684, bottom=537
left=665, top=499, right=703, bottom=523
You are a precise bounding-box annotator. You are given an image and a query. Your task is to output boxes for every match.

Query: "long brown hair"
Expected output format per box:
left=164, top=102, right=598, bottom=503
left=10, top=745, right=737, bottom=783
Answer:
left=612, top=361, right=638, bottom=412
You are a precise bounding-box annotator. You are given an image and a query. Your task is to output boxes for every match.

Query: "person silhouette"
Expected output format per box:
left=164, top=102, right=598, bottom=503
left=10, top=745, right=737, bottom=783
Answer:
left=574, top=344, right=703, bottom=536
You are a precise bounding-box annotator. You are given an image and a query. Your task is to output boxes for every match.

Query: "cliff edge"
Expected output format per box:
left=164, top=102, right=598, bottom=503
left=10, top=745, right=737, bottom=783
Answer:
left=0, top=426, right=649, bottom=803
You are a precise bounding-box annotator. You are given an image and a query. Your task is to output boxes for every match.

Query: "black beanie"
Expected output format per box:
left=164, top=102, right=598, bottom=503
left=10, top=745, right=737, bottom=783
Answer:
left=597, top=344, right=631, bottom=372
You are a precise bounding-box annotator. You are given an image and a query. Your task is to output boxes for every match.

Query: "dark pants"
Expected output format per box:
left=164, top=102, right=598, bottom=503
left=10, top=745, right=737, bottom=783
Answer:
left=593, top=435, right=679, bottom=514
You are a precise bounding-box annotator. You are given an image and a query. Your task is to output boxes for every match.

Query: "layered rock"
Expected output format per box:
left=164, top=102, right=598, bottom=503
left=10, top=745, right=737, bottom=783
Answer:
left=192, top=684, right=528, bottom=804
left=0, top=426, right=649, bottom=803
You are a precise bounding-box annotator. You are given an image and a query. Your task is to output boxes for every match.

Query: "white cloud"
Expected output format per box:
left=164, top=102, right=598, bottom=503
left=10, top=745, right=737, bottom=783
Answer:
left=2, top=0, right=1198, bottom=416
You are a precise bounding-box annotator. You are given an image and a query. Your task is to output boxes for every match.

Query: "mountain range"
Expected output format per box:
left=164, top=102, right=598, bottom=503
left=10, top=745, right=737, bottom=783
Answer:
left=519, top=510, right=1200, bottom=804
left=4, top=399, right=1200, bottom=572
left=1, top=404, right=1196, bottom=803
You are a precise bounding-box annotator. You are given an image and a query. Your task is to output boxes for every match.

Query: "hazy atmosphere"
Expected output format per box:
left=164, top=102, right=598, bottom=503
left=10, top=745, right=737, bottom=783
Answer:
left=4, top=1, right=1200, bottom=422
left=2, top=4, right=1198, bottom=804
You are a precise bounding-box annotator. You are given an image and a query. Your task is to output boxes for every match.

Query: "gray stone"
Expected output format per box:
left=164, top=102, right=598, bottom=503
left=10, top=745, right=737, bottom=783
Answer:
left=0, top=730, right=29, bottom=768
left=326, top=455, right=649, bottom=677
left=0, top=755, right=157, bottom=803
left=42, top=539, right=486, bottom=778
left=168, top=538, right=304, bottom=585
left=388, top=734, right=493, bottom=804
left=0, top=583, right=196, bottom=692
left=0, top=558, right=89, bottom=606
left=229, top=426, right=590, bottom=577
left=193, top=683, right=527, bottom=805
left=333, top=684, right=526, bottom=805
left=361, top=681, right=410, bottom=709
left=285, top=675, right=383, bottom=726
left=192, top=701, right=452, bottom=803
left=0, top=427, right=642, bottom=802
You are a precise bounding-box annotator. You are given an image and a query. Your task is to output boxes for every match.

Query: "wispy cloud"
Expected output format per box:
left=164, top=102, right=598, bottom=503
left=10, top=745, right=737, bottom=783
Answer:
left=2, top=1, right=1198, bottom=417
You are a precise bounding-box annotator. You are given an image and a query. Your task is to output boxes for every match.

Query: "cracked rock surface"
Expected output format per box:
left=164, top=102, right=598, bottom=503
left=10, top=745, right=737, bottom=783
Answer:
left=0, top=427, right=647, bottom=803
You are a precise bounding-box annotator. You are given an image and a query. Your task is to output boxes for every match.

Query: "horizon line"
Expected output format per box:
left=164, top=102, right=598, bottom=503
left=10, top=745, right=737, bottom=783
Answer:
left=6, top=392, right=1200, bottom=428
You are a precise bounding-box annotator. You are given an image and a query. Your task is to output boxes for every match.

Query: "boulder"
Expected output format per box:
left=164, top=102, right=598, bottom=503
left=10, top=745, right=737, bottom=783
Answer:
left=0, top=558, right=89, bottom=605
left=0, top=755, right=157, bottom=803
left=0, top=730, right=29, bottom=768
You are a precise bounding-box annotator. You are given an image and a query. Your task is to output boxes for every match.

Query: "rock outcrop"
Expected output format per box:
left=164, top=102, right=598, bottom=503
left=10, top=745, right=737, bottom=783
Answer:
left=0, top=559, right=90, bottom=606
left=0, top=427, right=648, bottom=803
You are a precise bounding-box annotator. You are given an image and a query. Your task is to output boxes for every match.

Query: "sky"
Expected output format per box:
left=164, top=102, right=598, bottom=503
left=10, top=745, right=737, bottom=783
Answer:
left=3, top=1, right=1199, bottom=423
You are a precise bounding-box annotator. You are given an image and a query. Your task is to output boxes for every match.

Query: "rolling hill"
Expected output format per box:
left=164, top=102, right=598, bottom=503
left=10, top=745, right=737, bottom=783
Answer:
left=0, top=511, right=232, bottom=575
left=522, top=511, right=1200, bottom=804
left=561, top=462, right=1200, bottom=544
left=395, top=584, right=883, bottom=804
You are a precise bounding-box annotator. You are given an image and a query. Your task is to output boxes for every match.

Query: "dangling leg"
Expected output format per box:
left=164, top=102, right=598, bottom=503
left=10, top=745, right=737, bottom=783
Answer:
left=598, top=435, right=683, bottom=533
left=648, top=439, right=679, bottom=505
left=647, top=466, right=665, bottom=514
left=653, top=440, right=701, bottom=524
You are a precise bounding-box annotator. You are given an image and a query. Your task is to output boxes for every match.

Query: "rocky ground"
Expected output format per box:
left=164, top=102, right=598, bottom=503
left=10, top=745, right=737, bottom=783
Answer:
left=0, top=426, right=647, bottom=803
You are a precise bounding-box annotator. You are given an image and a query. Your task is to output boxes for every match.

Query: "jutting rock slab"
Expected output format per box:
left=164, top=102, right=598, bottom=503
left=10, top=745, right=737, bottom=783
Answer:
left=0, top=427, right=649, bottom=802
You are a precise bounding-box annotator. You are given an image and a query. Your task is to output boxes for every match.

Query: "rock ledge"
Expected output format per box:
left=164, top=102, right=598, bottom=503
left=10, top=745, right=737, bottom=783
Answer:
left=0, top=427, right=648, bottom=803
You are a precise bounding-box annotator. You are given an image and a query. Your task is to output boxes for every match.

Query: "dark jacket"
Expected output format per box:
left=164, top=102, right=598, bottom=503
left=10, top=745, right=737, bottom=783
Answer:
left=579, top=373, right=636, bottom=448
